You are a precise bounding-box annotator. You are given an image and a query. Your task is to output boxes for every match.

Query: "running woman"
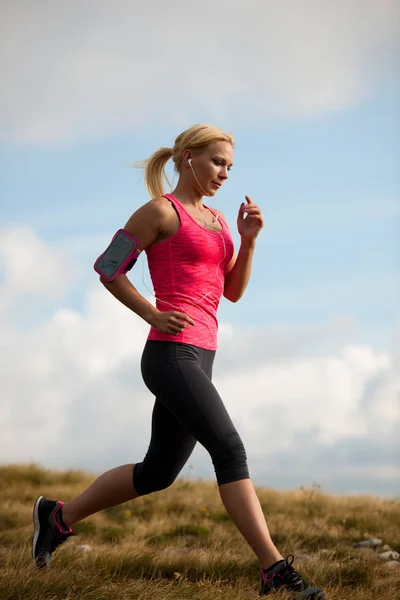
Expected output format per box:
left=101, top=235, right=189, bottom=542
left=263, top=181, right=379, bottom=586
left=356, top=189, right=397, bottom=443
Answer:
left=32, top=124, right=326, bottom=599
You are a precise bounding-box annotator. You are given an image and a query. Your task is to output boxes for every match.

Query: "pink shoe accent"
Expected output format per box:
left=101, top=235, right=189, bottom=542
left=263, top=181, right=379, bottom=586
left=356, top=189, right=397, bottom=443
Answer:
left=53, top=501, right=73, bottom=534
left=260, top=569, right=285, bottom=583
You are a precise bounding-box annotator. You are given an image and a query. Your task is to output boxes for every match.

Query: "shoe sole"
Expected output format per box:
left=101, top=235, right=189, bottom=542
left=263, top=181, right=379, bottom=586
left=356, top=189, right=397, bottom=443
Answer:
left=296, top=590, right=326, bottom=600
left=32, top=495, right=44, bottom=560
left=260, top=588, right=326, bottom=599
left=259, top=593, right=326, bottom=600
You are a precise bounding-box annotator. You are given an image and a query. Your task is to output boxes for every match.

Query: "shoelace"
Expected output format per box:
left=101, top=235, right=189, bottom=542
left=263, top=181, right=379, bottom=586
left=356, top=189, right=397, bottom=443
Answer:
left=261, top=555, right=306, bottom=591
left=281, top=555, right=306, bottom=590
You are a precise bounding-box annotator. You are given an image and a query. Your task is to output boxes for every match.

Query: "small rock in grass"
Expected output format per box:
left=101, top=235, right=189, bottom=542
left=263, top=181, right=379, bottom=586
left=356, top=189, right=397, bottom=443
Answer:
left=75, top=544, right=92, bottom=553
left=378, top=551, right=400, bottom=561
left=312, top=520, right=321, bottom=528
left=384, top=561, right=400, bottom=570
left=382, top=544, right=392, bottom=551
left=354, top=538, right=382, bottom=549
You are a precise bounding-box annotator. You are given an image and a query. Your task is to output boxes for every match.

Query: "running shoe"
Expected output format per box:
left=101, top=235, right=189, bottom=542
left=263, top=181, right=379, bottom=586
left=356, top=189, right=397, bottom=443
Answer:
left=259, top=554, right=326, bottom=598
left=32, top=496, right=74, bottom=568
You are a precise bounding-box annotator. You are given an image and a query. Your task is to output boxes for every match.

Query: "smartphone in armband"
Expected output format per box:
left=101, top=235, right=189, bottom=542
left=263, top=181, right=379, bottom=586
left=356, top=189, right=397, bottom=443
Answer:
left=94, top=229, right=140, bottom=282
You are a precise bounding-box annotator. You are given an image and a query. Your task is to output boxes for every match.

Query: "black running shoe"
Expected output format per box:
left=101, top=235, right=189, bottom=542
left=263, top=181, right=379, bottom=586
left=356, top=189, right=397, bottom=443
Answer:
left=32, top=496, right=74, bottom=568
left=259, top=555, right=326, bottom=598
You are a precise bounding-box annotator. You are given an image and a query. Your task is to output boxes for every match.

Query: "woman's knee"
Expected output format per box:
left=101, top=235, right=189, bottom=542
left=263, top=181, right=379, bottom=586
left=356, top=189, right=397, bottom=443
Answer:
left=133, top=462, right=178, bottom=496
left=212, top=433, right=249, bottom=485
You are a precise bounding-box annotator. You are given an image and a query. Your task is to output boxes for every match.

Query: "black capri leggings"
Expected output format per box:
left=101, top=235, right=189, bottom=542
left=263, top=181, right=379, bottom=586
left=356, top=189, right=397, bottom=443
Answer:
left=133, top=341, right=249, bottom=496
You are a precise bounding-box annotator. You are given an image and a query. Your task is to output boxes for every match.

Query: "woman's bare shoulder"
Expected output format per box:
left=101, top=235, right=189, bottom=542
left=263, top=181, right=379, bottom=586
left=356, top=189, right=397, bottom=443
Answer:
left=123, top=196, right=177, bottom=250
left=125, top=196, right=172, bottom=222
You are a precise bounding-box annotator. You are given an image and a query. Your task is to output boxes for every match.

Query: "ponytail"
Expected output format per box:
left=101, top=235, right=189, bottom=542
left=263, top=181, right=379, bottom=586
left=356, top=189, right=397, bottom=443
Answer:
left=135, top=147, right=173, bottom=199
left=134, top=124, right=234, bottom=199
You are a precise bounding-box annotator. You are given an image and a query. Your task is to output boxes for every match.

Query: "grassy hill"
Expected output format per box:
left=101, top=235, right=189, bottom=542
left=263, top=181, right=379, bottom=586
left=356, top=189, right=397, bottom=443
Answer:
left=0, top=464, right=399, bottom=599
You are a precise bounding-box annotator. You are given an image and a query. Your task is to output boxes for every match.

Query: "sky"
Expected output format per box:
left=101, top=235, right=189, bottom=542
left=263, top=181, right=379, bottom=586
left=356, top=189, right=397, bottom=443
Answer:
left=1, top=0, right=399, bottom=498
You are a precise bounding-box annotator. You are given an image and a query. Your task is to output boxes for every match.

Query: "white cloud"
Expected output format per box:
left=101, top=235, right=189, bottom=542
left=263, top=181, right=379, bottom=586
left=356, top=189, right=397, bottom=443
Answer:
left=0, top=226, right=73, bottom=295
left=0, top=0, right=398, bottom=143
left=0, top=225, right=80, bottom=320
left=0, top=227, right=399, bottom=496
left=215, top=341, right=395, bottom=452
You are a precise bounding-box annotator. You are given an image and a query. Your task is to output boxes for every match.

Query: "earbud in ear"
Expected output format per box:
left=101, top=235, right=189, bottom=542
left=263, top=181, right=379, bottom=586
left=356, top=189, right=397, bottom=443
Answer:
left=187, top=157, right=192, bottom=165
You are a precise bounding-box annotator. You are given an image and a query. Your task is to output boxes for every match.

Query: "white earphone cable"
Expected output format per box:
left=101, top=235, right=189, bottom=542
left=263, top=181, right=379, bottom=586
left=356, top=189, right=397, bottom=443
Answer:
left=188, top=159, right=220, bottom=221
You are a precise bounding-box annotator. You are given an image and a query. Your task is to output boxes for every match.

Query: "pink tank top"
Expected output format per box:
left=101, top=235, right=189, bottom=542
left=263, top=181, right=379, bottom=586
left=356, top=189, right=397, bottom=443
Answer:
left=146, top=194, right=235, bottom=350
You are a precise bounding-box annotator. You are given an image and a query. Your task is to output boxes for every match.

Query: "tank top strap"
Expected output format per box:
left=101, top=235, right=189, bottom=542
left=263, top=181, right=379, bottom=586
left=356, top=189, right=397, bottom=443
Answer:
left=164, top=194, right=227, bottom=232
left=163, top=193, right=190, bottom=222
left=203, top=204, right=228, bottom=232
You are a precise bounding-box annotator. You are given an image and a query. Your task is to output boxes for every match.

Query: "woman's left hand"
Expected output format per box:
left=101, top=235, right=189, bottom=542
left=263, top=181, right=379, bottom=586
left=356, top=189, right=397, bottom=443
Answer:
left=237, top=196, right=264, bottom=242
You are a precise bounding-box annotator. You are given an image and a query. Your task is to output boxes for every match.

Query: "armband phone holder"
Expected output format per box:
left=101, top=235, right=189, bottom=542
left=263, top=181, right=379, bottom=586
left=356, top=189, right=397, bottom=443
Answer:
left=94, top=229, right=140, bottom=282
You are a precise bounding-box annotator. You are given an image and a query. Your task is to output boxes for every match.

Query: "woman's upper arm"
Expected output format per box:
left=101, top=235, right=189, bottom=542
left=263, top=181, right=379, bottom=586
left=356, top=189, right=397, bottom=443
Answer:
left=123, top=197, right=168, bottom=252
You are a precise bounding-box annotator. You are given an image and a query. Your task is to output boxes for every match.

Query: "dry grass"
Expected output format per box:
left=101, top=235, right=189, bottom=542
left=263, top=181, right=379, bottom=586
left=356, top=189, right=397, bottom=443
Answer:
left=0, top=464, right=399, bottom=599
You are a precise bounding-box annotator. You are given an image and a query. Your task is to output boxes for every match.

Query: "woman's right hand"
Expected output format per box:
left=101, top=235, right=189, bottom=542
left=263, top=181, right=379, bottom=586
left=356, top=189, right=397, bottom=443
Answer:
left=151, top=310, right=195, bottom=335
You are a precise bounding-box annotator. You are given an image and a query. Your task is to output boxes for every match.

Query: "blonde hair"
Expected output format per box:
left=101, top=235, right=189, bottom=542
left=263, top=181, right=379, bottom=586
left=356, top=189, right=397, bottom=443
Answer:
left=135, top=124, right=235, bottom=198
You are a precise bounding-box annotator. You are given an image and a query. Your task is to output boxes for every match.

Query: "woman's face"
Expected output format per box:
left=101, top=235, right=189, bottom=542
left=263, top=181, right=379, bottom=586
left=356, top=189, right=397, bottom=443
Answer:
left=187, top=141, right=234, bottom=196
